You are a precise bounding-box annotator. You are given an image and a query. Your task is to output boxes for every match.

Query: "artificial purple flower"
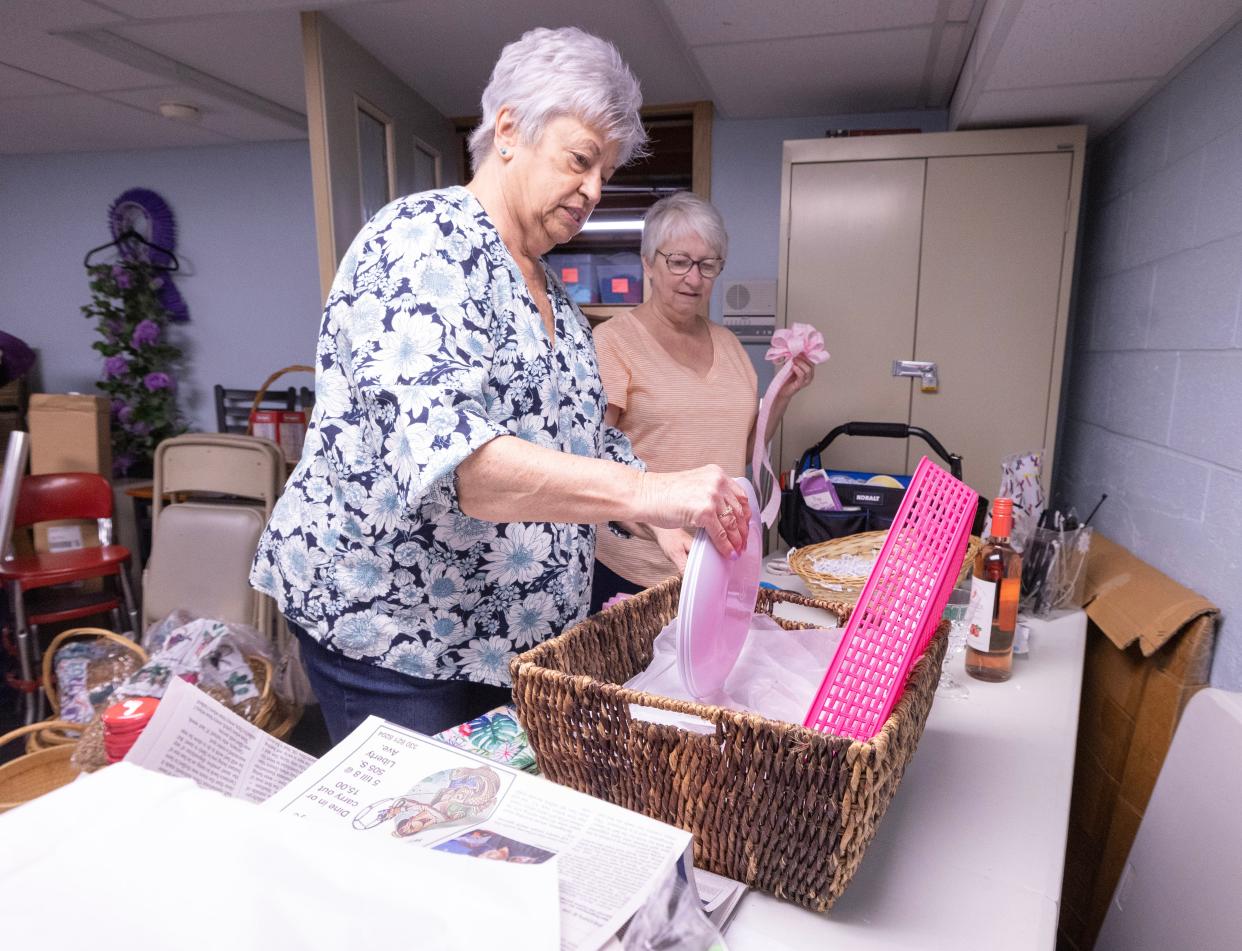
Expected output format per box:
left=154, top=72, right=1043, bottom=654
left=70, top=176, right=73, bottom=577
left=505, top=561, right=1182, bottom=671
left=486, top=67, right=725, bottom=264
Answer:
left=126, top=420, right=151, bottom=437
left=131, top=319, right=161, bottom=347
left=113, top=453, right=135, bottom=477
left=143, top=371, right=172, bottom=392
left=112, top=266, right=132, bottom=290
left=104, top=354, right=129, bottom=378
left=117, top=404, right=134, bottom=424
left=110, top=398, right=126, bottom=417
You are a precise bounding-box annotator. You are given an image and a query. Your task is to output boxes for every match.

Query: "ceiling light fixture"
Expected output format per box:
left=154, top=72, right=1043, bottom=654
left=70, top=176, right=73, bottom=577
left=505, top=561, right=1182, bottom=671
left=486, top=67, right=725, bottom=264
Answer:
left=158, top=101, right=201, bottom=123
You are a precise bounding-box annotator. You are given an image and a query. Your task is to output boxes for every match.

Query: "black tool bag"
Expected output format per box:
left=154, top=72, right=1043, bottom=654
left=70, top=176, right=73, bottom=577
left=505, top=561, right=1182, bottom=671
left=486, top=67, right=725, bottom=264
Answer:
left=778, top=421, right=986, bottom=548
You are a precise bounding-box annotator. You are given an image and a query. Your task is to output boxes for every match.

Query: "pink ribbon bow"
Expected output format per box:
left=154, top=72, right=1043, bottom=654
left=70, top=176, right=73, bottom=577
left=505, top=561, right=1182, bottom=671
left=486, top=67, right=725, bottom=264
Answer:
left=766, top=325, right=830, bottom=368
left=752, top=323, right=830, bottom=527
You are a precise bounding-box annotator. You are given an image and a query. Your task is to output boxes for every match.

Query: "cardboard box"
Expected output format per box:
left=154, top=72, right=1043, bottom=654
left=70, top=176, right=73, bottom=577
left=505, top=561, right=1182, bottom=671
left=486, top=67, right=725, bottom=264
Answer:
left=1057, top=534, right=1219, bottom=951
left=27, top=393, right=111, bottom=475
left=26, top=393, right=112, bottom=552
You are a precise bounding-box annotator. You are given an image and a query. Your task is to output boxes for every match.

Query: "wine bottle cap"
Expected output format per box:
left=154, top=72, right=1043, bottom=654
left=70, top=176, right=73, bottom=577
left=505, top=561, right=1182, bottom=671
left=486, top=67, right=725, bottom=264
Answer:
left=992, top=497, right=1014, bottom=538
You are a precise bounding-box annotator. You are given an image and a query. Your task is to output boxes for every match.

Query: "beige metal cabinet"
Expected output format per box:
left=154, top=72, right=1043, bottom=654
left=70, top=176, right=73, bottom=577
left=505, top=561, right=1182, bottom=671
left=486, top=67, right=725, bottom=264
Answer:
left=776, top=126, right=1085, bottom=496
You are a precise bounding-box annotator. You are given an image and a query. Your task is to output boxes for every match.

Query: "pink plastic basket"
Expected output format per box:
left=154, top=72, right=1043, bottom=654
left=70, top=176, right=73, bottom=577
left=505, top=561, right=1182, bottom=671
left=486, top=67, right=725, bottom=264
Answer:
left=803, top=456, right=978, bottom=740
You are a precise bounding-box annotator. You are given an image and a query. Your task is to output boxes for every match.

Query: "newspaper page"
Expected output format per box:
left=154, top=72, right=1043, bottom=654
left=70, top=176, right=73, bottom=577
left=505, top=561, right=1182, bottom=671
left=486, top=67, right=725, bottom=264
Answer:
left=694, top=868, right=748, bottom=931
left=265, top=715, right=696, bottom=951
left=123, top=675, right=316, bottom=802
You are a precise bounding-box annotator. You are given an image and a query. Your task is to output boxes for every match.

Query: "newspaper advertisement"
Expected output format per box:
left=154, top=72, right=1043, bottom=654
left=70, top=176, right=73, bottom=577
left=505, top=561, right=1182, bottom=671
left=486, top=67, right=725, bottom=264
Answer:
left=266, top=715, right=696, bottom=951
left=123, top=675, right=316, bottom=802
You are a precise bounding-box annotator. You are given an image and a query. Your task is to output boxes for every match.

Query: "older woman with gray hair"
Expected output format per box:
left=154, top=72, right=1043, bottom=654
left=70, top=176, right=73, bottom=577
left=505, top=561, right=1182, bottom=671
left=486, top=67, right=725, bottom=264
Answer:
left=590, top=192, right=815, bottom=610
left=251, top=27, right=748, bottom=742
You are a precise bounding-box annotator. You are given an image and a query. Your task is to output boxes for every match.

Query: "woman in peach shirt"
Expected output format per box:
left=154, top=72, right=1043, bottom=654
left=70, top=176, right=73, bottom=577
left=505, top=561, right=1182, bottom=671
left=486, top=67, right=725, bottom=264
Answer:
left=591, top=192, right=815, bottom=611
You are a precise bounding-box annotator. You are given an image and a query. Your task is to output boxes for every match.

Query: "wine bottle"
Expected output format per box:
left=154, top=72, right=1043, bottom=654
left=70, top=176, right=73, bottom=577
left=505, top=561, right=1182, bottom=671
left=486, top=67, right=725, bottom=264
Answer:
left=965, top=497, right=1022, bottom=682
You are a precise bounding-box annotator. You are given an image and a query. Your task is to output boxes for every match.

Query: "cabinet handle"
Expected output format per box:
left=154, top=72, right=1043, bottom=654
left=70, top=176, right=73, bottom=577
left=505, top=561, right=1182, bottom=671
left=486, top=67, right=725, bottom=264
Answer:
left=892, top=360, right=939, bottom=393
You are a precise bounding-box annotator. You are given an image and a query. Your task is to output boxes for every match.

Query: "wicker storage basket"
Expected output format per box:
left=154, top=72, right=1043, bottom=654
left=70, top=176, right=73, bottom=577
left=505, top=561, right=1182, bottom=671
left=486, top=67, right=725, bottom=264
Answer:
left=0, top=720, right=82, bottom=813
left=511, top=577, right=946, bottom=911
left=790, top=530, right=982, bottom=604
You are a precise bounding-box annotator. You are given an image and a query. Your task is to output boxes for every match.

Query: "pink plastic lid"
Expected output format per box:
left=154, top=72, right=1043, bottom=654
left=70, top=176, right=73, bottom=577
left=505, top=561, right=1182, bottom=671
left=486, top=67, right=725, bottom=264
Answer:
left=677, top=478, right=762, bottom=699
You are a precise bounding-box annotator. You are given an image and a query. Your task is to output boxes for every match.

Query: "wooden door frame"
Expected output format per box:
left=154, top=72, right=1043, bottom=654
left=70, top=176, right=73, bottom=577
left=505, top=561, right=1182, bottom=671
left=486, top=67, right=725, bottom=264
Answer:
left=580, top=100, right=714, bottom=324
left=302, top=11, right=336, bottom=304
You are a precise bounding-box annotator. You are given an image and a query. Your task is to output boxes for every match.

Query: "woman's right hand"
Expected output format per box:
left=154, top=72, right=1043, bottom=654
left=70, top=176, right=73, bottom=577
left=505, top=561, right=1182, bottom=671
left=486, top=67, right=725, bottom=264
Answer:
left=635, top=466, right=749, bottom=558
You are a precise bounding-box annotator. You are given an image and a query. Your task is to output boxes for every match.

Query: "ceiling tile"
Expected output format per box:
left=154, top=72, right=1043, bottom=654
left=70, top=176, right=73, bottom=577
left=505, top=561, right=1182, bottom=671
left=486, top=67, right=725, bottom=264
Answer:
left=663, top=0, right=956, bottom=47
left=0, top=0, right=161, bottom=91
left=0, top=32, right=161, bottom=91
left=963, top=79, right=1157, bottom=137
left=948, top=0, right=978, bottom=21
left=103, top=84, right=306, bottom=141
left=928, top=22, right=970, bottom=108
left=0, top=63, right=76, bottom=98
left=0, top=92, right=232, bottom=153
left=110, top=11, right=307, bottom=114
left=0, top=0, right=127, bottom=32
left=89, top=0, right=351, bottom=16
left=0, top=0, right=1233, bottom=156
left=329, top=0, right=706, bottom=118
left=694, top=27, right=934, bottom=117
left=989, top=0, right=1242, bottom=89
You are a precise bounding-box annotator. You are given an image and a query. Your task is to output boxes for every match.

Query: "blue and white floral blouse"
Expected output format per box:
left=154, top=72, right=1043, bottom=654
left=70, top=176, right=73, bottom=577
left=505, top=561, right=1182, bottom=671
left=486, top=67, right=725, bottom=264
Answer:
left=250, top=187, right=642, bottom=685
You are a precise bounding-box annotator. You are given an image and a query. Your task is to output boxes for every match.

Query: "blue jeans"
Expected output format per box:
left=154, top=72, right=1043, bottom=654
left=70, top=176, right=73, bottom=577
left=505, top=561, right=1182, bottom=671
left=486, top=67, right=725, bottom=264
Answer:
left=291, top=623, right=511, bottom=744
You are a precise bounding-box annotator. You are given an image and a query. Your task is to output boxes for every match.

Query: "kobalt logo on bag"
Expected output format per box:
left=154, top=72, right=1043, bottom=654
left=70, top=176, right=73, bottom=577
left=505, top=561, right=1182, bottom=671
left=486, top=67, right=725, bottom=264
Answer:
left=855, top=492, right=883, bottom=503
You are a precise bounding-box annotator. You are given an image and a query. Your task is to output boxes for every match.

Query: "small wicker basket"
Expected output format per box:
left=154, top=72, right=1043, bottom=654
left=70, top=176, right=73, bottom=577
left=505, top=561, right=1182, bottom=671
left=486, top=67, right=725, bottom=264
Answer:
left=27, top=627, right=147, bottom=752
left=245, top=364, right=314, bottom=432
left=0, top=721, right=82, bottom=813
left=512, top=578, right=946, bottom=911
left=789, top=530, right=982, bottom=603
left=23, top=626, right=300, bottom=775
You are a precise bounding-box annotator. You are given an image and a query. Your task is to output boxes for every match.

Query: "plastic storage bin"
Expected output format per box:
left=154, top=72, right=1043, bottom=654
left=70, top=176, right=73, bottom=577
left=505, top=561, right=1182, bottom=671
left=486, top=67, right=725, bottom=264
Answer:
left=546, top=253, right=597, bottom=304
left=596, top=254, right=643, bottom=304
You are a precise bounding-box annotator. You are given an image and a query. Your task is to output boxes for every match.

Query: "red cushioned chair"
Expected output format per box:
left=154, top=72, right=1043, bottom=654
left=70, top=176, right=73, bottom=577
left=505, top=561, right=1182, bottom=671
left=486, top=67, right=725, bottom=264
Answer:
left=0, top=472, right=139, bottom=724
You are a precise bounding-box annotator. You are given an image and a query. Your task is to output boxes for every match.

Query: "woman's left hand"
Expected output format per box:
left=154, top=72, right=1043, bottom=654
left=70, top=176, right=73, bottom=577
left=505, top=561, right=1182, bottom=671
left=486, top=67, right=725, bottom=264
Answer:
left=653, top=527, right=693, bottom=572
left=775, top=356, right=815, bottom=404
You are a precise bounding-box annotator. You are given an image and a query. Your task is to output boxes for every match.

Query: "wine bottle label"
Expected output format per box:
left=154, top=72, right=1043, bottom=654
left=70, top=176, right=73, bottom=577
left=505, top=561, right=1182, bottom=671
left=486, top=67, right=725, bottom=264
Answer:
left=967, top=576, right=997, bottom=651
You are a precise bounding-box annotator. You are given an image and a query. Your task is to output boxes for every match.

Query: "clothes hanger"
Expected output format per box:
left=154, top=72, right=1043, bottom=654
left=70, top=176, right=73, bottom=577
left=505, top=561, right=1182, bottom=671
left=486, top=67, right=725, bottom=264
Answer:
left=83, top=227, right=180, bottom=272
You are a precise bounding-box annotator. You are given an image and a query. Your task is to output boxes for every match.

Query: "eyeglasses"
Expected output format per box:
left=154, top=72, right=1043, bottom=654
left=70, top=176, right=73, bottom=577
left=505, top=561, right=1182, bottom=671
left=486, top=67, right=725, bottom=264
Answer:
left=655, top=250, right=724, bottom=279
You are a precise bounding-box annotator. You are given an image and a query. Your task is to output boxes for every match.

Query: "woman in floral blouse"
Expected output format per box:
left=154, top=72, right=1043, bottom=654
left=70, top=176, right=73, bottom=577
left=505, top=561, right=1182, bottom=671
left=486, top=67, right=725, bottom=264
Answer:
left=251, top=27, right=749, bottom=742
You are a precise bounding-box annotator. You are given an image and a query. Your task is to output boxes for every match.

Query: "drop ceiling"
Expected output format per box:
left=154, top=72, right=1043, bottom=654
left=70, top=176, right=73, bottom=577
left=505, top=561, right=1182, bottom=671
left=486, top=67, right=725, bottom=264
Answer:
left=1, top=0, right=1241, bottom=154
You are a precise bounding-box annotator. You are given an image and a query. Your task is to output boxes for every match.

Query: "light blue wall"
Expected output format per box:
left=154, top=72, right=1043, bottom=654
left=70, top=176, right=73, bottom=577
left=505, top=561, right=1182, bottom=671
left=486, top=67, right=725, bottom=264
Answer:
left=1057, top=21, right=1242, bottom=688
left=708, top=110, right=948, bottom=391
left=0, top=140, right=321, bottom=433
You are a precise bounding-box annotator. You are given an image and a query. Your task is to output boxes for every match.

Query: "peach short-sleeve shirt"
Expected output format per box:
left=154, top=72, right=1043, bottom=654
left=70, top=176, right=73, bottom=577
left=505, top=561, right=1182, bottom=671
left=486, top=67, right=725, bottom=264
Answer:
left=593, top=311, right=758, bottom=587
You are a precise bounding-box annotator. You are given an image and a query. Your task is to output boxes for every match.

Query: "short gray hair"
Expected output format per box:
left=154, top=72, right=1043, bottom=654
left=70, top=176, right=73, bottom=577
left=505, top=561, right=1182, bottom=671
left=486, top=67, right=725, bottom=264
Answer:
left=468, top=27, right=647, bottom=173
left=641, top=192, right=728, bottom=262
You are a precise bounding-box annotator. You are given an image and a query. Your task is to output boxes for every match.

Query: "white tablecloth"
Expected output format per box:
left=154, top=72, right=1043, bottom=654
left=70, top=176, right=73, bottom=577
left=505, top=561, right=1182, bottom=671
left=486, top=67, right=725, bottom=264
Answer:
left=724, top=555, right=1087, bottom=950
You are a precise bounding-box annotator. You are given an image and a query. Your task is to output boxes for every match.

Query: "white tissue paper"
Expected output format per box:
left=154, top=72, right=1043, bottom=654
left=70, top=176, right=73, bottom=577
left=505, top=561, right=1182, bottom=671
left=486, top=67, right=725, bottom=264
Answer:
left=624, top=614, right=842, bottom=732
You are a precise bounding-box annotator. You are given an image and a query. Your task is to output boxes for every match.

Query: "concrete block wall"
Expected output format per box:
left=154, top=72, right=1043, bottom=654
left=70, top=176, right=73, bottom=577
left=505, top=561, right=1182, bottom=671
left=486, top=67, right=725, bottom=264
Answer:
left=1058, top=20, right=1242, bottom=688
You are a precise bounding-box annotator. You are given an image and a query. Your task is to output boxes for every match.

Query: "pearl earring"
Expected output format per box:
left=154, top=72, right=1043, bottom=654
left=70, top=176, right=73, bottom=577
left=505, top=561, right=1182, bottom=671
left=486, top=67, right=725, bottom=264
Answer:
left=499, top=147, right=509, bottom=156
